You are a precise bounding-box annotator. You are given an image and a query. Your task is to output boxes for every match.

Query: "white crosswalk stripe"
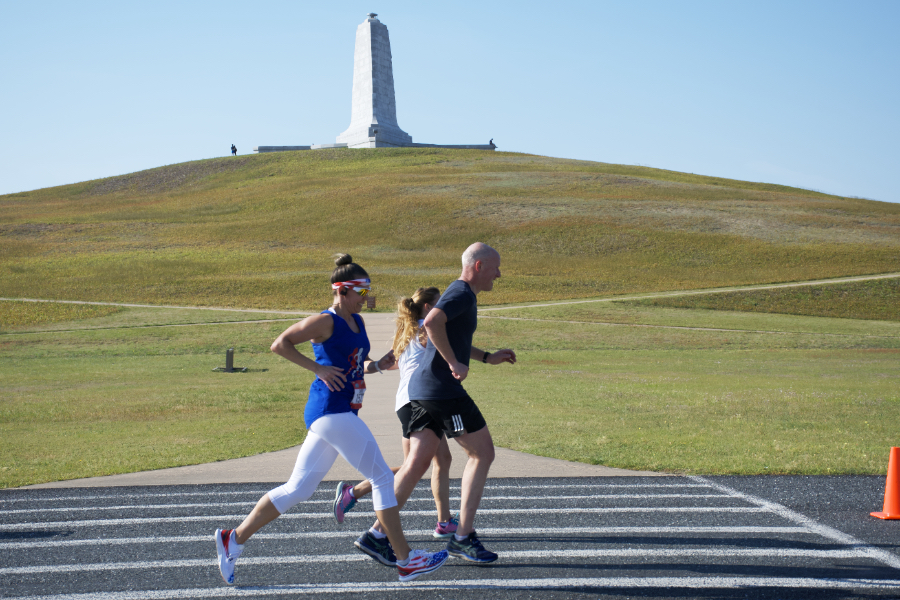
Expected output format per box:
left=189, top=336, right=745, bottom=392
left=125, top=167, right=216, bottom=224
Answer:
left=2, top=494, right=735, bottom=515
left=7, top=577, right=900, bottom=600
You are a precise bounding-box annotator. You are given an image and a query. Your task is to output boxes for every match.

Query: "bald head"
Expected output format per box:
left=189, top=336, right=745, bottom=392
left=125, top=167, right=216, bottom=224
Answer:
left=460, top=242, right=501, bottom=294
left=462, top=242, right=499, bottom=269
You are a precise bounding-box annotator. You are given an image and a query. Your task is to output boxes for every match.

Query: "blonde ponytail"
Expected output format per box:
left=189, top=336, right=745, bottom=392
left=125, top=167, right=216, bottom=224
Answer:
left=392, top=287, right=440, bottom=357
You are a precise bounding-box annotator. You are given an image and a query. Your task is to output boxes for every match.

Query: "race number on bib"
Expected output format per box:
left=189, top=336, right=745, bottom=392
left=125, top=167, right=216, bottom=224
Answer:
left=350, top=380, right=366, bottom=410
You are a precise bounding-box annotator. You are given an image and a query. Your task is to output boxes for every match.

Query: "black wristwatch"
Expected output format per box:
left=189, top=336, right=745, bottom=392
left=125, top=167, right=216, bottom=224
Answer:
left=482, top=352, right=491, bottom=364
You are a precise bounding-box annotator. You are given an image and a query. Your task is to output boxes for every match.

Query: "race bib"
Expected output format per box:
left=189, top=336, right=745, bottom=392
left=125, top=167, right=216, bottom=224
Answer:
left=350, top=380, right=366, bottom=410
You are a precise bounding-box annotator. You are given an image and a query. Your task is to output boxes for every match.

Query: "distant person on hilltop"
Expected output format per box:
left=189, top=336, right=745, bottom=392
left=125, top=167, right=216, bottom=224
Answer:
left=231, top=144, right=237, bottom=156
left=489, top=139, right=495, bottom=149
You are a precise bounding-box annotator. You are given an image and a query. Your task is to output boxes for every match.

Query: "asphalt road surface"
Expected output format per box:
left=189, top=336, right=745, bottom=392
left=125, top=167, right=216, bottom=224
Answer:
left=2, top=476, right=899, bottom=599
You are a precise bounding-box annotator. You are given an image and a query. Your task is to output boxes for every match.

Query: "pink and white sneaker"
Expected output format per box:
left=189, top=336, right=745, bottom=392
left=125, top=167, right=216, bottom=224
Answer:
left=432, top=514, right=459, bottom=539
left=332, top=481, right=357, bottom=524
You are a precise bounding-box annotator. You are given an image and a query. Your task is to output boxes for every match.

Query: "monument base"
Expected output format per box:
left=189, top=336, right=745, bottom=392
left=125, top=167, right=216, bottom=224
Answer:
left=255, top=143, right=495, bottom=153
left=254, top=146, right=311, bottom=152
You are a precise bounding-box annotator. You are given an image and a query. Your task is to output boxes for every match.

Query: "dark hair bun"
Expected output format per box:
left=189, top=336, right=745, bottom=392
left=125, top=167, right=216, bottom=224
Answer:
left=334, top=253, right=353, bottom=267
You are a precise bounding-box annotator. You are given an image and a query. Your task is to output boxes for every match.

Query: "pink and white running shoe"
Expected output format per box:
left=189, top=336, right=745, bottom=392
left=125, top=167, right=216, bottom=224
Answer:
left=433, top=514, right=459, bottom=539
left=332, top=481, right=357, bottom=524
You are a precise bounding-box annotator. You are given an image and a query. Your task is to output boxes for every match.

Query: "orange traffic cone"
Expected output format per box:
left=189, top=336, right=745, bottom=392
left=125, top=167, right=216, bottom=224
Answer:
left=871, top=447, right=900, bottom=520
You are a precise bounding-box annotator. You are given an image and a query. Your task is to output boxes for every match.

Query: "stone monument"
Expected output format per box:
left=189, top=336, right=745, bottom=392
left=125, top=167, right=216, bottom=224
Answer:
left=256, top=14, right=495, bottom=153
left=335, top=13, right=411, bottom=148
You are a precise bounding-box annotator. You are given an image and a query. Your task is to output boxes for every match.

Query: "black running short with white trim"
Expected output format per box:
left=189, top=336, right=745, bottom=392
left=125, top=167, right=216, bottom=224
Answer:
left=407, top=394, right=486, bottom=439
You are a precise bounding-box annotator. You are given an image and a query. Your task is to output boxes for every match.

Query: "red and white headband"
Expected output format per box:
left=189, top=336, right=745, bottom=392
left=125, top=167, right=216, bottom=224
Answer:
left=332, top=278, right=371, bottom=290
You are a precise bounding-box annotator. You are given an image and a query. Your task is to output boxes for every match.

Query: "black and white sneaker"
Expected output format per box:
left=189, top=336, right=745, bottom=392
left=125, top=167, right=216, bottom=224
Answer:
left=446, top=530, right=497, bottom=563
left=354, top=530, right=397, bottom=566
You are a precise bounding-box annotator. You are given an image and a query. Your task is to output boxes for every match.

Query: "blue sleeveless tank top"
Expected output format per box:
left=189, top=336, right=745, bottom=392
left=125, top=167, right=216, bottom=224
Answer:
left=303, top=310, right=371, bottom=428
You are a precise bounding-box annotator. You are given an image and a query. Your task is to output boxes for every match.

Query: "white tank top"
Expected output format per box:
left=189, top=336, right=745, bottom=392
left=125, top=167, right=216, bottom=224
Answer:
left=395, top=319, right=426, bottom=412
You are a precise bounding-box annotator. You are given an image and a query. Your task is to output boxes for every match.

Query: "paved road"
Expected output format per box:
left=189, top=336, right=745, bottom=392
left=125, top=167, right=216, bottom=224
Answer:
left=2, top=476, right=899, bottom=599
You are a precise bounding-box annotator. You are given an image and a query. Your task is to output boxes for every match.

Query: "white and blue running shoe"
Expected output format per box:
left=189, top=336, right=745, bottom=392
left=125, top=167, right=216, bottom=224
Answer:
left=214, top=528, right=244, bottom=584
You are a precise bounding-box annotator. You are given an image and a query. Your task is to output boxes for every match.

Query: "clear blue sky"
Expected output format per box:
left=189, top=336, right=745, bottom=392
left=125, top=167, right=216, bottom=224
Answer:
left=2, top=0, right=898, bottom=203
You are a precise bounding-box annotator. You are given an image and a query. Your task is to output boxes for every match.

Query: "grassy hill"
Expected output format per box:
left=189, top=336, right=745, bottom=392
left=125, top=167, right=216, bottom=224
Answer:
left=2, top=149, right=898, bottom=310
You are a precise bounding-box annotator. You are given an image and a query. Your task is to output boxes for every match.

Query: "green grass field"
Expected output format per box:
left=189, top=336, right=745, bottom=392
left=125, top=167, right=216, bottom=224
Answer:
left=2, top=149, right=899, bottom=487
left=1, top=305, right=307, bottom=488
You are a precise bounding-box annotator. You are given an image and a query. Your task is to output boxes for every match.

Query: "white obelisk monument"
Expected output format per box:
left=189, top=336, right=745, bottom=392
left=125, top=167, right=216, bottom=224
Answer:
left=336, top=13, right=413, bottom=148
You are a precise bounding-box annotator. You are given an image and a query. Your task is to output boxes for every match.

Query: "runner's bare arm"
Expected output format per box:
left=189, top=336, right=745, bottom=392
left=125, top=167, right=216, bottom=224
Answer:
left=270, top=314, right=347, bottom=391
left=364, top=349, right=396, bottom=374
left=472, top=347, right=517, bottom=365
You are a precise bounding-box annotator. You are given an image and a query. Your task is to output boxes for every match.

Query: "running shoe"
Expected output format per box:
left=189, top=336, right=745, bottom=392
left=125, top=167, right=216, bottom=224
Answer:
left=397, top=549, right=449, bottom=582
left=447, top=530, right=497, bottom=563
left=332, top=481, right=357, bottom=525
left=432, top=513, right=459, bottom=539
left=214, top=528, right=244, bottom=584
left=353, top=530, right=397, bottom=566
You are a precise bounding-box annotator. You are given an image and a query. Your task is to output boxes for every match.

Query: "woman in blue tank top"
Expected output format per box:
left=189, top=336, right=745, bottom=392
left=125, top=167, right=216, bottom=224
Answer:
left=213, top=254, right=447, bottom=584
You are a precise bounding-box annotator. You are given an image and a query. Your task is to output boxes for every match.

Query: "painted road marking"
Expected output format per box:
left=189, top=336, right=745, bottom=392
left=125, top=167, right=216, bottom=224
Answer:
left=0, top=507, right=771, bottom=531
left=693, top=475, right=900, bottom=571
left=8, top=577, right=900, bottom=599
left=1, top=547, right=880, bottom=576
left=0, top=482, right=714, bottom=504
left=4, top=494, right=736, bottom=515
left=0, top=526, right=813, bottom=550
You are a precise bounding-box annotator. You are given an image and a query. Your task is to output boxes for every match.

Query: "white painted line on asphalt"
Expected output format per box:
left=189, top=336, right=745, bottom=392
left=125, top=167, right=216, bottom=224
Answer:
left=1, top=547, right=877, bottom=576
left=692, top=476, right=900, bottom=571
left=4, top=494, right=736, bottom=515
left=0, top=554, right=368, bottom=575
left=10, top=576, right=900, bottom=599
left=0, top=482, right=712, bottom=504
left=0, top=507, right=769, bottom=530
left=0, top=526, right=812, bottom=550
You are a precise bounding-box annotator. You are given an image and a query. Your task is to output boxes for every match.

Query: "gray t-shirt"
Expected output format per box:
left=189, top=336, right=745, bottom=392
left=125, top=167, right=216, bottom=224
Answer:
left=408, top=279, right=477, bottom=400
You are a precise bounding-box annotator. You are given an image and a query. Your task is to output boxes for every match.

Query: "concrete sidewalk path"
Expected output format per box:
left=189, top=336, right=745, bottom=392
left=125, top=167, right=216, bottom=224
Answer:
left=24, top=313, right=662, bottom=489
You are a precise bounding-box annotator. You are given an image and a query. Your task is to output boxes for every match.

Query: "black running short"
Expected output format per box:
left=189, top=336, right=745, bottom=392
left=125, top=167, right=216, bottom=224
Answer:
left=407, top=394, right=486, bottom=439
left=396, top=403, right=413, bottom=439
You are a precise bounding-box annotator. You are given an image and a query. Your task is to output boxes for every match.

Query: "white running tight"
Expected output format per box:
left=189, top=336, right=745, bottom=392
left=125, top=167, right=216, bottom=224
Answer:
left=267, top=412, right=397, bottom=513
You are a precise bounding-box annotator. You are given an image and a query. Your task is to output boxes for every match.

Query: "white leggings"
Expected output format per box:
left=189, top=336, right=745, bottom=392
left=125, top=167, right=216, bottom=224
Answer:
left=267, top=411, right=397, bottom=514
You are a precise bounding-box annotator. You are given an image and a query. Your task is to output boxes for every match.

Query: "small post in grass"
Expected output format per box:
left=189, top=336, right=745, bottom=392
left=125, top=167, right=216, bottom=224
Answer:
left=214, top=348, right=246, bottom=373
